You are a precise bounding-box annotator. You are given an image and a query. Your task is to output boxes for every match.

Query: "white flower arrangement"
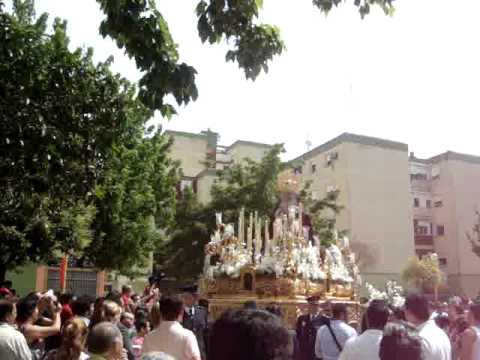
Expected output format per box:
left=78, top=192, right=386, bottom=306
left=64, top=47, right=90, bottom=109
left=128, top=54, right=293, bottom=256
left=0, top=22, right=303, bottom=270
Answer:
left=365, top=280, right=405, bottom=308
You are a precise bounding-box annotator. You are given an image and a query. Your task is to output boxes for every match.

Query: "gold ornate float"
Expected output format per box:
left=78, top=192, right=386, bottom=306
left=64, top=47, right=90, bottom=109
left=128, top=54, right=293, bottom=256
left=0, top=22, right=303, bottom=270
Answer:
left=199, top=175, right=362, bottom=328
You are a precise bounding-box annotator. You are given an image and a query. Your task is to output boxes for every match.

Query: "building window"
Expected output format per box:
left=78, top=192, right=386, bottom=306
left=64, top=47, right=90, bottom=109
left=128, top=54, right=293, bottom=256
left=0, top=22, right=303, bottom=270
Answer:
left=311, top=164, right=317, bottom=174
left=436, top=225, right=445, bottom=236
left=294, top=166, right=303, bottom=175
left=439, top=258, right=447, bottom=266
left=415, top=226, right=429, bottom=235
left=426, top=200, right=432, bottom=208
left=434, top=200, right=443, bottom=208
left=414, top=198, right=420, bottom=207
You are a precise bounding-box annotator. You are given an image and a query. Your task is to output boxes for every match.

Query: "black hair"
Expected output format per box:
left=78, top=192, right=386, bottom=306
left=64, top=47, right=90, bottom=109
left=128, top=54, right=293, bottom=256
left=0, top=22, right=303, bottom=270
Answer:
left=88, top=322, right=122, bottom=355
left=0, top=300, right=14, bottom=322
left=159, top=295, right=184, bottom=321
left=2, top=280, right=12, bottom=288
left=366, top=300, right=390, bottom=330
left=72, top=295, right=94, bottom=317
left=59, top=293, right=75, bottom=306
left=243, top=300, right=257, bottom=310
left=435, top=314, right=450, bottom=330
left=379, top=322, right=424, bottom=360
left=404, top=292, right=430, bottom=322
left=105, top=290, right=122, bottom=306
left=265, top=303, right=283, bottom=318
left=332, top=303, right=347, bottom=319
left=16, top=296, right=39, bottom=323
left=209, top=309, right=290, bottom=360
left=135, top=316, right=149, bottom=333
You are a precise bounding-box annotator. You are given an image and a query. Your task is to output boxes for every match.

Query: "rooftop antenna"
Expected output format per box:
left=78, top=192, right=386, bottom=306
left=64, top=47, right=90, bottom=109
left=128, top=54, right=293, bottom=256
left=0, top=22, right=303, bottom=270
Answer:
left=306, top=139, right=312, bottom=151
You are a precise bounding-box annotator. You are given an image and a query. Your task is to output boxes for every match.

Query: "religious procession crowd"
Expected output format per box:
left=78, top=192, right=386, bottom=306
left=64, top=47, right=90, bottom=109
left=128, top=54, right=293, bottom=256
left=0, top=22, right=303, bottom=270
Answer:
left=0, top=279, right=479, bottom=360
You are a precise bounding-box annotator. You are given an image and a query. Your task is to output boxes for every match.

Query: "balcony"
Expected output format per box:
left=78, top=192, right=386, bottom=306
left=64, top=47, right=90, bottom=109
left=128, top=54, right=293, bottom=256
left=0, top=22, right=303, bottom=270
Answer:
left=410, top=179, right=431, bottom=193
left=415, top=234, right=434, bottom=246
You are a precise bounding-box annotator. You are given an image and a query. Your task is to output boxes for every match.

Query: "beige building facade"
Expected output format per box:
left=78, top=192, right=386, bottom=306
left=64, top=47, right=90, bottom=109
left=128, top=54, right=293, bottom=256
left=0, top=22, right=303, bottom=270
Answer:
left=410, top=152, right=480, bottom=297
left=165, top=129, right=272, bottom=204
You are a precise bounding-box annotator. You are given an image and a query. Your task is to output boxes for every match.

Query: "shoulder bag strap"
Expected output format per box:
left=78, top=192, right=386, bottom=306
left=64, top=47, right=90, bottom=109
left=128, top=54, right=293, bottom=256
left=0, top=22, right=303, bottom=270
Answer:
left=326, top=322, right=342, bottom=352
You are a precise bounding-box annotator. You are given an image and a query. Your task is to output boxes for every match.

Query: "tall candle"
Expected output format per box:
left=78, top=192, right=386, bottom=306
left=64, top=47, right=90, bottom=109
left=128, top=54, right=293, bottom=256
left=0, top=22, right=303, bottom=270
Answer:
left=247, top=212, right=253, bottom=254
left=264, top=218, right=270, bottom=256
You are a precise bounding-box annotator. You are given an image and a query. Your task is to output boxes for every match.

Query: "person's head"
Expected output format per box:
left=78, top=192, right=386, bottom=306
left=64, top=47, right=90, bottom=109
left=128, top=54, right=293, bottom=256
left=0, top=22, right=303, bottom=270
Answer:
left=88, top=322, right=124, bottom=360
left=121, top=285, right=132, bottom=296
left=2, top=281, right=13, bottom=289
left=159, top=295, right=184, bottom=322
left=56, top=317, right=89, bottom=360
left=468, top=302, right=480, bottom=325
left=366, top=300, right=389, bottom=330
left=447, top=303, right=463, bottom=321
left=16, top=295, right=40, bottom=323
left=209, top=309, right=290, bottom=360
left=59, top=293, right=75, bottom=306
left=404, top=292, right=430, bottom=326
left=141, top=352, right=174, bottom=360
left=102, top=300, right=122, bottom=324
left=379, top=322, right=424, bottom=360
left=435, top=314, right=450, bottom=331
left=198, top=298, right=209, bottom=311
left=105, top=290, right=122, bottom=307
left=244, top=300, right=257, bottom=310
left=72, top=295, right=94, bottom=318
left=0, top=300, right=16, bottom=324
left=307, top=296, right=320, bottom=315
left=181, top=285, right=198, bottom=307
left=135, top=317, right=150, bottom=337
left=332, top=303, right=348, bottom=321
left=120, top=312, right=135, bottom=329
left=131, top=294, right=140, bottom=304
left=265, top=303, right=283, bottom=318
left=439, top=302, right=448, bottom=314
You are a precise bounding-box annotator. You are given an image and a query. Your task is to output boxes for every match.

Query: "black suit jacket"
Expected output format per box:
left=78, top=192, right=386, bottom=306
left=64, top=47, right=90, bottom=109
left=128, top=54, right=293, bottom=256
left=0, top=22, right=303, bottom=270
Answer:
left=182, top=305, right=208, bottom=360
left=296, top=314, right=330, bottom=360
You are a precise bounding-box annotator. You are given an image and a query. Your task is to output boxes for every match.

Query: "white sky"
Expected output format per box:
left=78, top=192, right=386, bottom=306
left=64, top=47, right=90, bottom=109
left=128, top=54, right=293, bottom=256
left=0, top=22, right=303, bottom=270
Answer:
left=30, top=0, right=480, bottom=159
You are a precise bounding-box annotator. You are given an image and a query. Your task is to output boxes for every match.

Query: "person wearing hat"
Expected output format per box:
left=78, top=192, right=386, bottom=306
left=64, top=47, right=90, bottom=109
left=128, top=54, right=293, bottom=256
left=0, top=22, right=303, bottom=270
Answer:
left=181, top=285, right=208, bottom=360
left=296, top=296, right=330, bottom=360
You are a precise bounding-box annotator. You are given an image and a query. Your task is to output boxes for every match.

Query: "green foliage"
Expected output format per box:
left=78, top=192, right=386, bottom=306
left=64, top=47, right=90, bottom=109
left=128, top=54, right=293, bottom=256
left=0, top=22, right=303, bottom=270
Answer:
left=97, top=0, right=198, bottom=117
left=467, top=210, right=480, bottom=259
left=210, top=144, right=285, bottom=221
left=300, top=182, right=343, bottom=246
left=196, top=0, right=284, bottom=79
left=401, top=254, right=444, bottom=291
left=312, top=0, right=395, bottom=18
left=156, top=188, right=211, bottom=282
left=0, top=1, right=177, bottom=278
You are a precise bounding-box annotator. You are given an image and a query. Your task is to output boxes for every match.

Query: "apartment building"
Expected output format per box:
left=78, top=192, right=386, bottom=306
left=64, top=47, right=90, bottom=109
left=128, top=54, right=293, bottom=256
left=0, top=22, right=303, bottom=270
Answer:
left=410, top=152, right=480, bottom=296
left=165, top=129, right=272, bottom=204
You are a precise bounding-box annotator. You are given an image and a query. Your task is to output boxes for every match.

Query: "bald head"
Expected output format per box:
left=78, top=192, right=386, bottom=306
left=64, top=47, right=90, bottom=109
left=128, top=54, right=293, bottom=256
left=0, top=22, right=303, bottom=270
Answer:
left=88, top=322, right=123, bottom=357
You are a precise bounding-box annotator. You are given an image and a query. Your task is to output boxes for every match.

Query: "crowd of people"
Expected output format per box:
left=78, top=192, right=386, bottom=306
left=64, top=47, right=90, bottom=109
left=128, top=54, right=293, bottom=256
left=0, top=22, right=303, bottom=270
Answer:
left=0, top=279, right=479, bottom=360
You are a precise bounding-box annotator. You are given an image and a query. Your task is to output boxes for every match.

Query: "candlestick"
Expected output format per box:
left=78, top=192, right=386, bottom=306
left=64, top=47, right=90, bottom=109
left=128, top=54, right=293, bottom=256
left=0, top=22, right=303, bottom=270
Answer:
left=247, top=212, right=253, bottom=255
left=264, top=218, right=270, bottom=256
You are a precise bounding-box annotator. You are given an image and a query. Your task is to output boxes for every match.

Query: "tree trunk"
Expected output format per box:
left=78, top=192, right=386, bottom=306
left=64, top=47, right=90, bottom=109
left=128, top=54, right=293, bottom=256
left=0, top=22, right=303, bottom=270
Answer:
left=0, top=265, right=7, bottom=284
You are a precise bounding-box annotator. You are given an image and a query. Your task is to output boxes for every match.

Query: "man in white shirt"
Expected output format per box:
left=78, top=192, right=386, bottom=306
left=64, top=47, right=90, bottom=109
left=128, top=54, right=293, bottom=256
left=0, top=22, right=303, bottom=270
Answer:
left=339, top=299, right=389, bottom=360
left=142, top=295, right=201, bottom=360
left=315, top=303, right=357, bottom=360
left=404, top=292, right=451, bottom=360
left=0, top=300, right=32, bottom=360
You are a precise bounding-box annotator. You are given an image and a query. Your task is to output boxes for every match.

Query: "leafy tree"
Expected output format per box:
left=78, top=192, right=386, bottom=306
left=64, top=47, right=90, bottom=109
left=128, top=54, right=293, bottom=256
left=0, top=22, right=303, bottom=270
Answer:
left=156, top=188, right=211, bottom=282
left=467, top=210, right=480, bottom=259
left=401, top=253, right=444, bottom=299
left=0, top=1, right=177, bottom=280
